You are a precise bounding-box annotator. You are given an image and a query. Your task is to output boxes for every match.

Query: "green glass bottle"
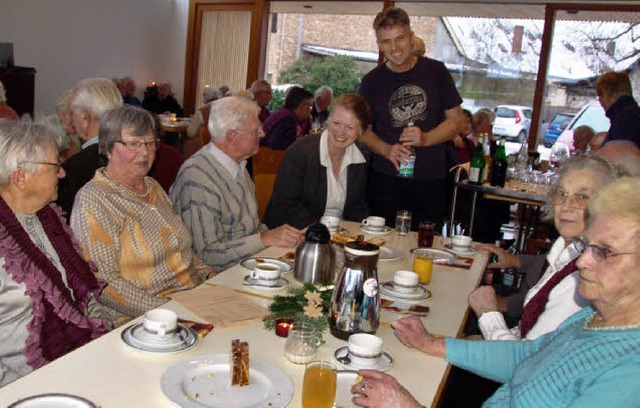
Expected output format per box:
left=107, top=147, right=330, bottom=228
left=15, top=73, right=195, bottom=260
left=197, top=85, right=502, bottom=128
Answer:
left=469, top=136, right=485, bottom=185
left=490, top=138, right=508, bottom=187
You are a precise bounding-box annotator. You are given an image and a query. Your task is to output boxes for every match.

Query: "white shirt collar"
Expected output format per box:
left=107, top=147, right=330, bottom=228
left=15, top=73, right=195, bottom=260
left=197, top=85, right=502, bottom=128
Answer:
left=82, top=136, right=99, bottom=149
left=318, top=130, right=366, bottom=170
left=206, top=142, right=246, bottom=179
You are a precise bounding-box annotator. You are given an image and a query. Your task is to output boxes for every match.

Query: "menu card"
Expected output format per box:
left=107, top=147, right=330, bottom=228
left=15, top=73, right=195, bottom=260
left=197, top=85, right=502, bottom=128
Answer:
left=168, top=285, right=268, bottom=330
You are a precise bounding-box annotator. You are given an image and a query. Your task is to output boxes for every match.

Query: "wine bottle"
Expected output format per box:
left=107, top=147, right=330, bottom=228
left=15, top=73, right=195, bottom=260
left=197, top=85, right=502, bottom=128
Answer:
left=490, top=138, right=508, bottom=187
left=468, top=136, right=485, bottom=185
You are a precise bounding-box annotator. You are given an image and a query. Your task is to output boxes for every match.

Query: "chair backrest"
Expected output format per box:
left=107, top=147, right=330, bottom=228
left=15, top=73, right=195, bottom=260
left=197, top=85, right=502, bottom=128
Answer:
left=252, top=146, right=286, bottom=219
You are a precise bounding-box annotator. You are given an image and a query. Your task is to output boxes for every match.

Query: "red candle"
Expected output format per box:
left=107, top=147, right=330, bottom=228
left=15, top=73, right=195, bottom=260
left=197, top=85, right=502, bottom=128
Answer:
left=275, top=318, right=294, bottom=337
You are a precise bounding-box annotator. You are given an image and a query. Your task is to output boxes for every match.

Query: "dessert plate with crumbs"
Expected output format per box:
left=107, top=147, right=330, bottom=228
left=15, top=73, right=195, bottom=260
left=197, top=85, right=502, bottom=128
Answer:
left=161, top=354, right=293, bottom=408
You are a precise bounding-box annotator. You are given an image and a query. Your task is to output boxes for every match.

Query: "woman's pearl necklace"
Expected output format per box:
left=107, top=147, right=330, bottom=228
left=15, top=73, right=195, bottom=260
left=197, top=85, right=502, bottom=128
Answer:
left=104, top=170, right=151, bottom=198
left=584, top=312, right=640, bottom=331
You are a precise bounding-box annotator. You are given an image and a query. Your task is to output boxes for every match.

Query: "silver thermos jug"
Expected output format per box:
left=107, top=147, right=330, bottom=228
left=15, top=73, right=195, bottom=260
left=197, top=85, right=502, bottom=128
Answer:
left=294, top=223, right=336, bottom=285
left=329, top=241, right=380, bottom=340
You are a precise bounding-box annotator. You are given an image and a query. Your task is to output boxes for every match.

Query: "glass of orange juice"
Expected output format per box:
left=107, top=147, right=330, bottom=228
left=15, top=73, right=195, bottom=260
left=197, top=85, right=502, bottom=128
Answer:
left=413, top=253, right=434, bottom=284
left=302, top=361, right=337, bottom=408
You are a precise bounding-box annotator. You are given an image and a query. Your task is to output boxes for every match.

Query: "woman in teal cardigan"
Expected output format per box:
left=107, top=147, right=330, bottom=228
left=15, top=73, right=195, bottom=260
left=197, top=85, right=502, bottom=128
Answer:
left=351, top=177, right=640, bottom=408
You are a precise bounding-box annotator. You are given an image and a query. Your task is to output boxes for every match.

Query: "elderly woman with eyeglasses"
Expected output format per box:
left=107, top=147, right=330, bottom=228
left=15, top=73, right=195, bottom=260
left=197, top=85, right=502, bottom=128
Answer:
left=468, top=155, right=625, bottom=341
left=354, top=177, right=640, bottom=408
left=0, top=121, right=111, bottom=387
left=71, top=106, right=214, bottom=326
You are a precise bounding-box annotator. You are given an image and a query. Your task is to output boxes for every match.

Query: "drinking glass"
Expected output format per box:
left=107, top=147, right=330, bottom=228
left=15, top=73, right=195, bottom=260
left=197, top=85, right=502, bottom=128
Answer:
left=549, top=142, right=570, bottom=169
left=413, top=253, right=434, bottom=284
left=417, top=221, right=436, bottom=247
left=284, top=322, right=324, bottom=364
left=302, top=361, right=337, bottom=408
left=395, top=210, right=412, bottom=235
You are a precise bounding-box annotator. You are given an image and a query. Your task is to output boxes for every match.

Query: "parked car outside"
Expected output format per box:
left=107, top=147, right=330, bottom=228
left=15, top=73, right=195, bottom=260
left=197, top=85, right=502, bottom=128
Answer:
left=543, top=112, right=575, bottom=147
left=493, top=105, right=532, bottom=142
left=554, top=102, right=610, bottom=152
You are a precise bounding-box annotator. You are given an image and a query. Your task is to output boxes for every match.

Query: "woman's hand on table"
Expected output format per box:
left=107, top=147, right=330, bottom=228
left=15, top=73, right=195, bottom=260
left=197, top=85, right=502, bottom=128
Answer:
left=475, top=243, right=520, bottom=269
left=391, top=316, right=446, bottom=358
left=351, top=370, right=424, bottom=408
left=260, top=224, right=303, bottom=248
left=468, top=286, right=499, bottom=317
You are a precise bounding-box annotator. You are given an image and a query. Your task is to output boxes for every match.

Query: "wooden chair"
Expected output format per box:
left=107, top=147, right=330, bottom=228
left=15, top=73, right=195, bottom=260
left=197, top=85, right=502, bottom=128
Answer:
left=252, top=146, right=285, bottom=219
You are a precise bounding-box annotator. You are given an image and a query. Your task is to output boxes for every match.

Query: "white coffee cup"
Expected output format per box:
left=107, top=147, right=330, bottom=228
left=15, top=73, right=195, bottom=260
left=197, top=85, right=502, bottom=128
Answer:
left=348, top=333, right=384, bottom=366
left=143, top=309, right=178, bottom=338
left=361, top=216, right=385, bottom=231
left=452, top=235, right=473, bottom=252
left=320, top=215, right=340, bottom=234
left=250, top=262, right=281, bottom=286
left=393, top=270, right=419, bottom=294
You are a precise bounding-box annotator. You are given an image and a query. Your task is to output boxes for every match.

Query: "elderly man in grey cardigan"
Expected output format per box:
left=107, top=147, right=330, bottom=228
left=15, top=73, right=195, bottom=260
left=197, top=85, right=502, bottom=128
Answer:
left=170, top=96, right=303, bottom=271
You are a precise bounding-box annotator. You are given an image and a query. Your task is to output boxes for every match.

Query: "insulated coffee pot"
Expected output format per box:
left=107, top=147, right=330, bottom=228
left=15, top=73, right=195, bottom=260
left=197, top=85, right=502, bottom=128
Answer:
left=294, top=223, right=336, bottom=284
left=329, top=241, right=380, bottom=340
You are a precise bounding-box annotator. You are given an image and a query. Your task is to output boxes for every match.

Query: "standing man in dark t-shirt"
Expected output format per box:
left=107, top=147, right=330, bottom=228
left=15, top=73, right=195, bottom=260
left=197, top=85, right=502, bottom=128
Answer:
left=358, top=7, right=465, bottom=228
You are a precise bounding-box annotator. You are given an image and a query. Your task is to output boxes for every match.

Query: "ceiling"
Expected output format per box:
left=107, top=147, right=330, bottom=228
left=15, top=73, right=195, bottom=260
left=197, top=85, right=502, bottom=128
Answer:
left=270, top=1, right=640, bottom=22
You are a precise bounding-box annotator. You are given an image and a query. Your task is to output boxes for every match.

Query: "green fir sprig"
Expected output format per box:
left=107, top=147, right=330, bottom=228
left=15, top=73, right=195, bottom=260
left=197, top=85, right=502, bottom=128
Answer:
left=263, top=283, right=333, bottom=332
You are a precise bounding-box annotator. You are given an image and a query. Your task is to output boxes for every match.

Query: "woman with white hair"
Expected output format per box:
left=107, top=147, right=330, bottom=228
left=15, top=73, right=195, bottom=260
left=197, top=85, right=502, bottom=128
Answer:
left=362, top=177, right=640, bottom=407
left=0, top=80, right=19, bottom=120
left=0, top=120, right=111, bottom=387
left=71, top=106, right=214, bottom=326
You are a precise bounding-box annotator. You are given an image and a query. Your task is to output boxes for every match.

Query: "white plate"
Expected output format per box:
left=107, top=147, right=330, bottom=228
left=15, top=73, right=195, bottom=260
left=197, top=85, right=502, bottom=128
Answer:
left=240, top=257, right=293, bottom=272
left=443, top=243, right=478, bottom=255
left=378, top=245, right=403, bottom=262
left=334, top=371, right=359, bottom=408
left=8, top=393, right=97, bottom=407
left=409, top=247, right=457, bottom=261
left=380, top=281, right=431, bottom=301
left=121, top=323, right=198, bottom=353
left=243, top=275, right=289, bottom=290
left=334, top=346, right=393, bottom=372
left=161, top=354, right=293, bottom=408
left=358, top=224, right=392, bottom=236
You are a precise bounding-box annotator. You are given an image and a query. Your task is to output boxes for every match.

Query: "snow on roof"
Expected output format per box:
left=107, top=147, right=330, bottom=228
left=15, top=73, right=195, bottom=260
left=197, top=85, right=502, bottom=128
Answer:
left=444, top=17, right=639, bottom=81
left=302, top=44, right=378, bottom=62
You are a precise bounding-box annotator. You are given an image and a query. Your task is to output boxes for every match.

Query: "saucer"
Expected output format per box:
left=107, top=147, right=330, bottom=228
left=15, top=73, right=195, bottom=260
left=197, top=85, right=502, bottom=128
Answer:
left=443, top=243, right=477, bottom=255
left=240, top=257, right=293, bottom=272
left=334, top=346, right=393, bottom=371
left=121, top=323, right=198, bottom=353
left=379, top=245, right=403, bottom=262
left=243, top=275, right=289, bottom=289
left=358, top=224, right=392, bottom=236
left=380, top=281, right=431, bottom=301
left=410, top=247, right=457, bottom=261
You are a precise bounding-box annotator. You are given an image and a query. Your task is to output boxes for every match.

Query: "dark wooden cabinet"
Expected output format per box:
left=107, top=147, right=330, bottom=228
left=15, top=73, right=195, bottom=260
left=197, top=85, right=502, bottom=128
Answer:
left=0, top=67, right=36, bottom=118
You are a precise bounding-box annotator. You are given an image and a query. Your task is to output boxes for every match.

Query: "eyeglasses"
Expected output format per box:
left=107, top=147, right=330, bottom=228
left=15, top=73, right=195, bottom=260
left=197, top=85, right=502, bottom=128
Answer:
left=20, top=161, right=63, bottom=172
left=115, top=140, right=158, bottom=151
left=574, top=237, right=637, bottom=262
left=550, top=188, right=590, bottom=209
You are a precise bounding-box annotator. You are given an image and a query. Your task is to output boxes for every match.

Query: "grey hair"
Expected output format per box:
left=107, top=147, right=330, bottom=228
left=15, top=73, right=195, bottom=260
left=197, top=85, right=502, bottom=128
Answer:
left=71, top=78, right=123, bottom=120
left=207, top=96, right=260, bottom=142
left=0, top=80, right=6, bottom=103
left=314, top=86, right=333, bottom=100
left=98, top=106, right=156, bottom=158
left=472, top=108, right=495, bottom=131
left=202, top=86, right=223, bottom=103
left=249, top=79, right=271, bottom=93
left=587, top=177, right=640, bottom=240
left=56, top=89, right=74, bottom=114
left=596, top=140, right=640, bottom=177
left=0, top=119, right=62, bottom=185
left=541, top=154, right=626, bottom=222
